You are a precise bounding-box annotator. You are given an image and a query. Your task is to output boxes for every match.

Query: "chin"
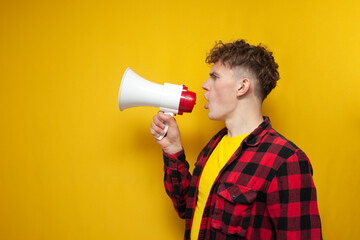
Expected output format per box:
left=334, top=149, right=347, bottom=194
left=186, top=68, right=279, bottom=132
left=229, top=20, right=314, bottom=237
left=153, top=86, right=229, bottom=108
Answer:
left=207, top=113, right=214, bottom=120
left=208, top=112, right=222, bottom=121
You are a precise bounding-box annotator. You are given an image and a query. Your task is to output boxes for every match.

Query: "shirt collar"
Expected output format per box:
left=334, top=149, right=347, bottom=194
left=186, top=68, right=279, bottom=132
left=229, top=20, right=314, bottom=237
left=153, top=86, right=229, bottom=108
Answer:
left=244, top=116, right=272, bottom=146
left=217, top=116, right=272, bottom=147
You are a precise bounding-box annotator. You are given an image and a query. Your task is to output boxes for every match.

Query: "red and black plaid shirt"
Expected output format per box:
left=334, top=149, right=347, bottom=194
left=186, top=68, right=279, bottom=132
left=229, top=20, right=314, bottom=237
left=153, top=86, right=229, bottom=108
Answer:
left=163, top=117, right=322, bottom=239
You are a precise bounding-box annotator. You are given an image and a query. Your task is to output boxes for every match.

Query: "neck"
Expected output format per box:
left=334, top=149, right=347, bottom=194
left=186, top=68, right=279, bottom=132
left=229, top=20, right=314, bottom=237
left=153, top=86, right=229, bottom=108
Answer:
left=225, top=100, right=263, bottom=138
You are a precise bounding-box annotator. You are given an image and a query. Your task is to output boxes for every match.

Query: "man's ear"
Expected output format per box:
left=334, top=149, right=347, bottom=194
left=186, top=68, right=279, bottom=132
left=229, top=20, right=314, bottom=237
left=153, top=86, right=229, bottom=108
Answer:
left=236, top=78, right=250, bottom=97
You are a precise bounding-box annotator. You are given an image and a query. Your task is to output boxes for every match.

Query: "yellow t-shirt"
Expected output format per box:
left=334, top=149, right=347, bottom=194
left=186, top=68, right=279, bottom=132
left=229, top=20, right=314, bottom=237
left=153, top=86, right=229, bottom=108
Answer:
left=191, top=133, right=249, bottom=240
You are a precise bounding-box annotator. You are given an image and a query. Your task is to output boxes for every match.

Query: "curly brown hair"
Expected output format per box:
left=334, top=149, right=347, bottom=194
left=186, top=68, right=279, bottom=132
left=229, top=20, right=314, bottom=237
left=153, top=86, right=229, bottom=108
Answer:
left=206, top=40, right=279, bottom=100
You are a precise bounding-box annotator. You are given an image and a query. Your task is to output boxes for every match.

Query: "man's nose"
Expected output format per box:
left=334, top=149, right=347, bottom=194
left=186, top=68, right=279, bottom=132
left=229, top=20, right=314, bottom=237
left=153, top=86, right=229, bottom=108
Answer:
left=202, top=78, right=210, bottom=91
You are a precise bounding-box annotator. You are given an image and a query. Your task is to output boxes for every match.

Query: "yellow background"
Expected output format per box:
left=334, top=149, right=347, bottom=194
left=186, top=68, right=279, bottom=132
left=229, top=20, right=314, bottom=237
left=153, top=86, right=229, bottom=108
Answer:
left=1, top=0, right=359, bottom=239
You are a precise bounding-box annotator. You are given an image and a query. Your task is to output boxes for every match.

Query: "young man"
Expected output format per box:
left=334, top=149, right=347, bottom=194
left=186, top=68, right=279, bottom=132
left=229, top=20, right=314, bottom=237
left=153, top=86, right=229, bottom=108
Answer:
left=150, top=40, right=322, bottom=239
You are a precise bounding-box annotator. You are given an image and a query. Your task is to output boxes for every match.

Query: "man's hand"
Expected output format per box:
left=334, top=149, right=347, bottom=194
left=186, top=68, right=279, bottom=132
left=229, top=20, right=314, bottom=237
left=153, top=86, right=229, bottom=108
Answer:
left=150, top=112, right=183, bottom=155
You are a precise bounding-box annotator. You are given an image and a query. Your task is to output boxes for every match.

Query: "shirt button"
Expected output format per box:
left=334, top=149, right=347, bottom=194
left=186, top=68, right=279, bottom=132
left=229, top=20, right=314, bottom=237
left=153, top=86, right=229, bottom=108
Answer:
left=232, top=195, right=236, bottom=200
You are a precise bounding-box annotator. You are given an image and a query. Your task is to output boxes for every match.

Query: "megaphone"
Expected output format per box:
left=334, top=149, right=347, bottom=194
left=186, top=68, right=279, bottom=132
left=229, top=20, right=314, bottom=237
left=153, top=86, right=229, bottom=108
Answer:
left=118, top=67, right=196, bottom=140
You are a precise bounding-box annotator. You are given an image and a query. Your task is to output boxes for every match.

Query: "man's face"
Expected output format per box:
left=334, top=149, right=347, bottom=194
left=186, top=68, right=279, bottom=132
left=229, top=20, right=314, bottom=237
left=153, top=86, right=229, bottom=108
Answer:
left=202, top=61, right=240, bottom=121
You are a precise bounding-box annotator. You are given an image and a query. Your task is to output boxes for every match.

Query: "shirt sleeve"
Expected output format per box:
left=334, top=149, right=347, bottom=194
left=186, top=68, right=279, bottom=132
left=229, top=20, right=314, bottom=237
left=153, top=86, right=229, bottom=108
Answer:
left=266, top=149, right=322, bottom=239
left=163, top=149, right=192, bottom=219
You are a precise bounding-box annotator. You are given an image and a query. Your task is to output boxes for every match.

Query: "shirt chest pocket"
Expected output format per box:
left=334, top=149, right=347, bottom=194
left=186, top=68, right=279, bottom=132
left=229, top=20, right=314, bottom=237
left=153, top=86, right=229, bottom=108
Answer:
left=210, top=183, right=257, bottom=237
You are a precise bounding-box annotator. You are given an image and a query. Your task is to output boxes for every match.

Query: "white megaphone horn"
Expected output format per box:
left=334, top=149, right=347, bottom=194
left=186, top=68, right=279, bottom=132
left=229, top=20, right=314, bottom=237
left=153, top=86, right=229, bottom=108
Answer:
left=118, top=67, right=196, bottom=140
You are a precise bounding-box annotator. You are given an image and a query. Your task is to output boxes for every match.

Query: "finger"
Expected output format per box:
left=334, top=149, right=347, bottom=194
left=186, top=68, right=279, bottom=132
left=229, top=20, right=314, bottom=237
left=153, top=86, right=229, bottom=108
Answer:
left=159, top=113, right=177, bottom=128
left=149, top=127, right=159, bottom=138
left=153, top=114, right=166, bottom=128
left=151, top=121, right=165, bottom=136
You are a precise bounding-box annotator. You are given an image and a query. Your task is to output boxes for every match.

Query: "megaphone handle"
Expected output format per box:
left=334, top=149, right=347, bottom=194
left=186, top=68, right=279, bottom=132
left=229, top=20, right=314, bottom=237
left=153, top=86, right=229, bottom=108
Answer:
left=155, top=112, right=174, bottom=141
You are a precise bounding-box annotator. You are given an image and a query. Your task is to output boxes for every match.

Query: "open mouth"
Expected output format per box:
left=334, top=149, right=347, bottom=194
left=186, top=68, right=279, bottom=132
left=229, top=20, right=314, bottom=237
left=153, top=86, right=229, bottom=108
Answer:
left=204, top=94, right=209, bottom=109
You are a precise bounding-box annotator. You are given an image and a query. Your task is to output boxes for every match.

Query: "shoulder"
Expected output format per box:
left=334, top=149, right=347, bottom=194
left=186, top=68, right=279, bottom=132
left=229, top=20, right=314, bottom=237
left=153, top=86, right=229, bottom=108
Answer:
left=267, top=128, right=300, bottom=155
left=256, top=128, right=311, bottom=172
